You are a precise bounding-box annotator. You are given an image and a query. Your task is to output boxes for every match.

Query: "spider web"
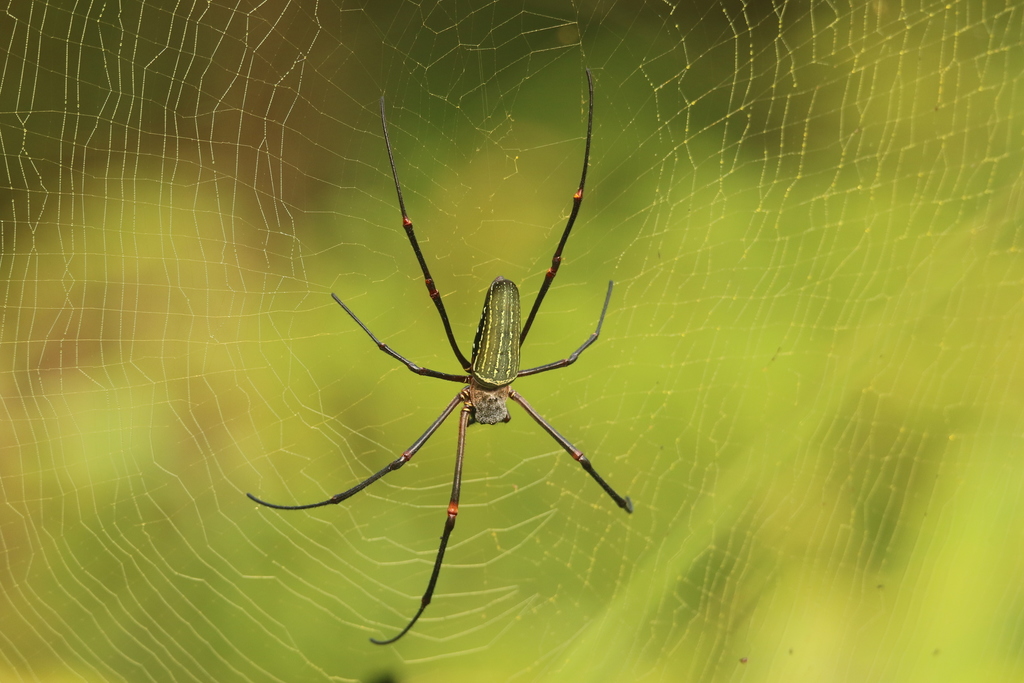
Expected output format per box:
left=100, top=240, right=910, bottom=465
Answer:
left=2, top=0, right=1023, bottom=680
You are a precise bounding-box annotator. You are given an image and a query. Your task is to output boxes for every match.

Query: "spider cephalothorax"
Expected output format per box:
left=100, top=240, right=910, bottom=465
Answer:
left=248, top=69, right=631, bottom=645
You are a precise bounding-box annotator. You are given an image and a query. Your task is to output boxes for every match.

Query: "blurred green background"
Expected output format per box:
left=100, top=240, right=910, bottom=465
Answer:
left=2, top=0, right=1023, bottom=681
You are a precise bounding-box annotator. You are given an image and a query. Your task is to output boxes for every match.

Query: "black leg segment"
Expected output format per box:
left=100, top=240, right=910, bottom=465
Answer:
left=509, top=389, right=632, bottom=513
left=380, top=98, right=473, bottom=371
left=520, top=69, right=595, bottom=345
left=371, top=403, right=471, bottom=644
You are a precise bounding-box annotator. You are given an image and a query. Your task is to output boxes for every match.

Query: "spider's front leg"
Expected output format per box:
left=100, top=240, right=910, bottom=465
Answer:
left=371, top=402, right=472, bottom=645
left=246, top=389, right=467, bottom=511
left=509, top=389, right=633, bottom=513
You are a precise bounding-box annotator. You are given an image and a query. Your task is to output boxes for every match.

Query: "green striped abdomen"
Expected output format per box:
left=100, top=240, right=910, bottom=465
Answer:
left=471, top=277, right=521, bottom=388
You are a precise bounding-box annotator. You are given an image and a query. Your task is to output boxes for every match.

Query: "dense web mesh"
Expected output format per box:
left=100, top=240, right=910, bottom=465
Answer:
left=2, top=0, right=1023, bottom=681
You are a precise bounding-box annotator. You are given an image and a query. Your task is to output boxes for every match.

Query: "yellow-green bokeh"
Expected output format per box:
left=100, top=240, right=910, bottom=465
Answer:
left=1, top=1, right=1023, bottom=682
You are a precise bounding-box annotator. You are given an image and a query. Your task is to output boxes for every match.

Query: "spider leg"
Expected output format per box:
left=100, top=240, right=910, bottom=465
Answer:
left=517, top=281, right=612, bottom=378
left=508, top=389, right=633, bottom=513
left=333, top=293, right=471, bottom=383
left=380, top=97, right=473, bottom=372
left=520, top=68, right=594, bottom=346
left=246, top=389, right=467, bottom=510
left=371, top=402, right=471, bottom=644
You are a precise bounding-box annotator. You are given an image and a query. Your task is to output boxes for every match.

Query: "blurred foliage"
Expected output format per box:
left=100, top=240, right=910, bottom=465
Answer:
left=1, top=0, right=1023, bottom=682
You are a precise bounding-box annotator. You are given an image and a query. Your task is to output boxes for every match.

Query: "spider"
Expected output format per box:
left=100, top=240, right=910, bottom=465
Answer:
left=247, top=69, right=632, bottom=645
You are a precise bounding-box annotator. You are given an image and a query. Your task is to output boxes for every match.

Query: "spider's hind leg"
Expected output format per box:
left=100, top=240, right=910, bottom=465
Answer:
left=379, top=97, right=472, bottom=371
left=519, top=68, right=595, bottom=346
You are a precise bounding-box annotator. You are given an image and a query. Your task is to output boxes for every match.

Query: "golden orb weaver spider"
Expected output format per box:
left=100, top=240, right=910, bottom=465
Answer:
left=247, top=69, right=632, bottom=644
